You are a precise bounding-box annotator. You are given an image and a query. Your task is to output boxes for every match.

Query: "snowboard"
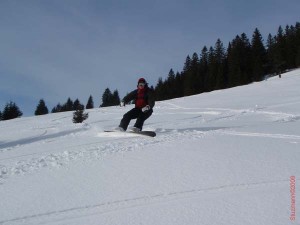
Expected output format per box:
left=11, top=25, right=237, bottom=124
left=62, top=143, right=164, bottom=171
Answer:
left=104, top=130, right=156, bottom=137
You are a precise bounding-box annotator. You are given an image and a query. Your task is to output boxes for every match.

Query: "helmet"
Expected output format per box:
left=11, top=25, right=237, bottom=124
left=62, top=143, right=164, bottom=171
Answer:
left=138, top=78, right=146, bottom=84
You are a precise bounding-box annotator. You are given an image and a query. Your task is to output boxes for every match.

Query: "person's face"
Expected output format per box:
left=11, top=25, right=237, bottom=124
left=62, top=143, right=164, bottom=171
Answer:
left=138, top=83, right=145, bottom=89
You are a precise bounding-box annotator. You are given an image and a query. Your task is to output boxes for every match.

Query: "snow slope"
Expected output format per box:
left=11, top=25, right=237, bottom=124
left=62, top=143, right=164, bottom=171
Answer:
left=1, top=70, right=300, bottom=225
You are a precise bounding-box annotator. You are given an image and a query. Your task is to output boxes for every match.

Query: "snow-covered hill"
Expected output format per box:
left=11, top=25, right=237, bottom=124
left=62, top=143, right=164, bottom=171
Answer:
left=1, top=70, right=300, bottom=225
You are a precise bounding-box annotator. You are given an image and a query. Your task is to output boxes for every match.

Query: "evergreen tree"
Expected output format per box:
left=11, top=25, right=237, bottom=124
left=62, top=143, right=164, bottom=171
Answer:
left=2, top=101, right=23, bottom=120
left=207, top=46, right=217, bottom=91
left=183, top=55, right=192, bottom=72
left=214, top=39, right=226, bottom=89
left=191, top=52, right=199, bottom=69
left=101, top=88, right=111, bottom=107
left=227, top=34, right=252, bottom=87
left=166, top=69, right=176, bottom=99
left=112, top=90, right=121, bottom=106
left=167, top=68, right=176, bottom=82
left=86, top=95, right=94, bottom=109
left=189, top=52, right=201, bottom=94
left=72, top=108, right=88, bottom=123
left=174, top=71, right=184, bottom=98
left=73, top=98, right=84, bottom=110
left=227, top=40, right=238, bottom=87
left=266, top=33, right=276, bottom=74
left=199, top=46, right=209, bottom=93
left=35, top=99, right=49, bottom=116
left=154, top=77, right=165, bottom=101
left=51, top=103, right=62, bottom=113
left=274, top=26, right=286, bottom=74
left=62, top=98, right=74, bottom=111
left=251, top=28, right=267, bottom=81
left=240, top=33, right=252, bottom=83
left=285, top=25, right=297, bottom=69
left=295, top=22, right=300, bottom=67
left=100, top=88, right=119, bottom=107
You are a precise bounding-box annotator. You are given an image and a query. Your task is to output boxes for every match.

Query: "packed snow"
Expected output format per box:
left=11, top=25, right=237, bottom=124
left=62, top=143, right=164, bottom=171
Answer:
left=1, top=70, right=300, bottom=225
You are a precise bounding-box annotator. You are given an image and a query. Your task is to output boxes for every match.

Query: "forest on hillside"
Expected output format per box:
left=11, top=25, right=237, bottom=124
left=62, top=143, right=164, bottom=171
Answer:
left=1, top=22, right=300, bottom=121
left=154, top=22, right=300, bottom=101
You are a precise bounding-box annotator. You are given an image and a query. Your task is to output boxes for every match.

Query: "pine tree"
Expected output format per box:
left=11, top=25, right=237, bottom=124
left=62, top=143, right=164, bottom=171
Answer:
left=227, top=34, right=252, bottom=87
left=266, top=33, right=276, bottom=74
left=199, top=46, right=209, bottom=93
left=207, top=46, right=217, bottom=91
left=251, top=28, right=267, bottom=81
left=190, top=53, right=201, bottom=94
left=174, top=72, right=183, bottom=98
left=274, top=26, right=286, bottom=74
left=51, top=103, right=62, bottom=113
left=112, top=90, right=121, bottom=106
left=240, top=33, right=252, bottom=84
left=86, top=95, right=94, bottom=109
left=285, top=25, right=297, bottom=69
left=295, top=22, right=300, bottom=67
left=100, top=88, right=116, bottom=107
left=191, top=53, right=199, bottom=69
left=73, top=109, right=88, bottom=123
left=167, top=68, right=175, bottom=82
left=183, top=55, right=192, bottom=73
left=166, top=69, right=176, bottom=99
left=154, top=77, right=165, bottom=101
left=35, top=99, right=49, bottom=116
left=2, top=101, right=23, bottom=120
left=73, top=99, right=84, bottom=110
left=214, top=39, right=226, bottom=89
left=62, top=98, right=74, bottom=111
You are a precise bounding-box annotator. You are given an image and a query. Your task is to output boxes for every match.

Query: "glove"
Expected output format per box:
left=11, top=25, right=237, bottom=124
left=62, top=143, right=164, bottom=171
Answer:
left=142, top=105, right=150, bottom=112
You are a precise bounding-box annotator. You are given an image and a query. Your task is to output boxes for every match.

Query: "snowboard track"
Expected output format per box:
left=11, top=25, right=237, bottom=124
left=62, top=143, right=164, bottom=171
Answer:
left=0, top=128, right=221, bottom=183
left=1, top=125, right=299, bottom=184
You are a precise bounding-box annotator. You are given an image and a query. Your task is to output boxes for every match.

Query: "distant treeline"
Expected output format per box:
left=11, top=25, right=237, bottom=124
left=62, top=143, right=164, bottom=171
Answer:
left=154, top=22, right=300, bottom=101
left=0, top=89, right=120, bottom=121
left=1, top=22, right=299, bottom=121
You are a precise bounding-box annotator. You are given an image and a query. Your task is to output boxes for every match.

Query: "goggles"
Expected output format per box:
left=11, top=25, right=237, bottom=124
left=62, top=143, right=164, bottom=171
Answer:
left=138, top=83, right=145, bottom=87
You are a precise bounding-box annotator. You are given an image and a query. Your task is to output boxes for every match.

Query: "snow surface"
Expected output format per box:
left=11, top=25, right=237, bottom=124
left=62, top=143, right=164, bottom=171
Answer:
left=1, top=70, right=300, bottom=225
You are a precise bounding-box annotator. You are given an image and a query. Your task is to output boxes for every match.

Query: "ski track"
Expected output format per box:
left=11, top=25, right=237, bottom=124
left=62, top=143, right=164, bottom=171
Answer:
left=0, top=128, right=214, bottom=183
left=0, top=127, right=89, bottom=152
left=1, top=104, right=300, bottom=184
left=220, top=130, right=300, bottom=140
left=0, top=179, right=290, bottom=225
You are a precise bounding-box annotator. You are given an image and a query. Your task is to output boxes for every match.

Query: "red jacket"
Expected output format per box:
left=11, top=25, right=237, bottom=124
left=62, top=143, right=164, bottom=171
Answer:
left=123, top=86, right=155, bottom=109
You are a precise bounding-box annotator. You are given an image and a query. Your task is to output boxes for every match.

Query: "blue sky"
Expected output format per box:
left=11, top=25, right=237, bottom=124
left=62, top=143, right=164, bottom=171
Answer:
left=1, top=0, right=300, bottom=116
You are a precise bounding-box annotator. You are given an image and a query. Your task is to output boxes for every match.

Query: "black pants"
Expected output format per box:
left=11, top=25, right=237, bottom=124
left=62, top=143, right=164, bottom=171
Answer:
left=119, top=107, right=153, bottom=131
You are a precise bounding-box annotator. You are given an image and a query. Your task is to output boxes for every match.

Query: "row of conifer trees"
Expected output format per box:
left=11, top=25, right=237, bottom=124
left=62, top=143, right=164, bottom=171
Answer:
left=1, top=22, right=300, bottom=121
left=154, top=22, right=300, bottom=101
left=0, top=88, right=119, bottom=121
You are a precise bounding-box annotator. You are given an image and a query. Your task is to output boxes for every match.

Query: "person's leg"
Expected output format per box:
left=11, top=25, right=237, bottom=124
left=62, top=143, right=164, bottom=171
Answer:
left=119, top=108, right=140, bottom=131
left=133, top=109, right=153, bottom=131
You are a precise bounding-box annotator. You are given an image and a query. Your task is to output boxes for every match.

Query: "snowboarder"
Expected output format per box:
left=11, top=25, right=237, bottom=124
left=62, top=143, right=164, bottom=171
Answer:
left=117, top=78, right=155, bottom=132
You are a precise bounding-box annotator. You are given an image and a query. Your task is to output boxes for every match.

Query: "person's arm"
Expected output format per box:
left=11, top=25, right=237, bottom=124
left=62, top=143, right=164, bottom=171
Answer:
left=123, top=90, right=137, bottom=105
